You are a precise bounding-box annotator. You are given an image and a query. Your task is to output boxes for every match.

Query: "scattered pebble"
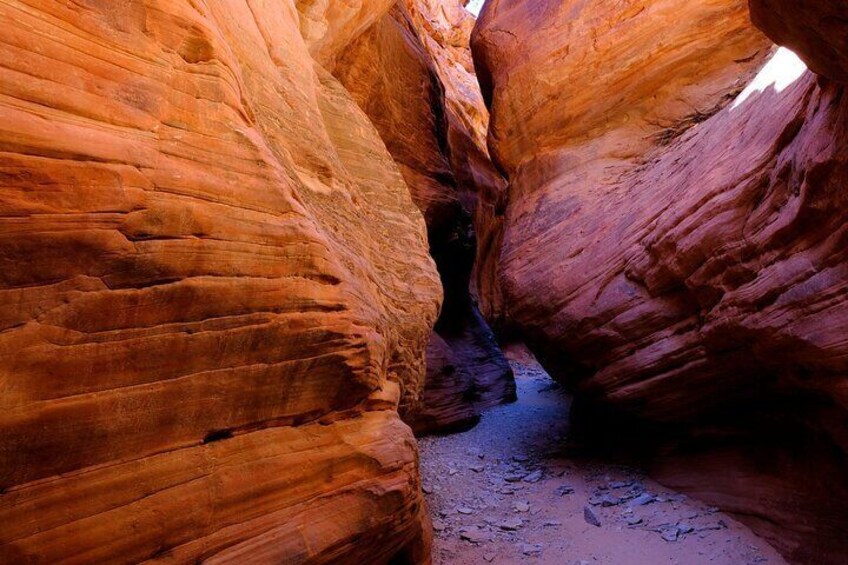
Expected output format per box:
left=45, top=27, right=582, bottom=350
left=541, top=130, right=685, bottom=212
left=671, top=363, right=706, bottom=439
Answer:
left=590, top=494, right=624, bottom=507
left=521, top=543, right=544, bottom=556
left=459, top=526, right=488, bottom=544
left=523, top=470, right=543, bottom=483
left=544, top=520, right=562, bottom=527
left=555, top=485, right=575, bottom=496
left=660, top=525, right=680, bottom=542
left=498, top=517, right=524, bottom=531
left=630, top=493, right=656, bottom=506
left=584, top=506, right=602, bottom=527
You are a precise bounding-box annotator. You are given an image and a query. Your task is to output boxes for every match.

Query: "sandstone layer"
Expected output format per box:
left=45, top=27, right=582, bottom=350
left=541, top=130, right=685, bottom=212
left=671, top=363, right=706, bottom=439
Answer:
left=473, top=0, right=848, bottom=562
left=0, top=1, right=441, bottom=563
left=335, top=0, right=514, bottom=435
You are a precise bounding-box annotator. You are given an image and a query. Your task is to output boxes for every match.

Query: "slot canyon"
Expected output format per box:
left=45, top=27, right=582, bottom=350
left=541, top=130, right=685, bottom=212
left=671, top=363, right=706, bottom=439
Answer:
left=0, top=0, right=845, bottom=564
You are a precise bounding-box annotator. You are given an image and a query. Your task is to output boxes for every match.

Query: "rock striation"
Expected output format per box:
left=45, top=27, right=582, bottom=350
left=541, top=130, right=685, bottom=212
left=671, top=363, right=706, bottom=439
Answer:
left=335, top=0, right=514, bottom=435
left=0, top=1, right=441, bottom=563
left=473, top=0, right=848, bottom=562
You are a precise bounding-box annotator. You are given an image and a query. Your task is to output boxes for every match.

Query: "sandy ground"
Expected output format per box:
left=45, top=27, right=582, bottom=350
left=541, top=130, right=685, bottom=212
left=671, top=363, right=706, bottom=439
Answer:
left=418, top=358, right=788, bottom=565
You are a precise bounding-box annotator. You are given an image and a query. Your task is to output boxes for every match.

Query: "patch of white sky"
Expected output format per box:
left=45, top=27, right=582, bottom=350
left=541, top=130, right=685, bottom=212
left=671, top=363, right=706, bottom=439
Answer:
left=465, top=0, right=485, bottom=17
left=732, top=47, right=808, bottom=108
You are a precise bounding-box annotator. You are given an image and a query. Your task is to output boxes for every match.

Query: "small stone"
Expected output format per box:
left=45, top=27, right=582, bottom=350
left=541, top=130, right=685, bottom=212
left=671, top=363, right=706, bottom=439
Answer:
left=630, top=493, right=655, bottom=506
left=513, top=501, right=530, bottom=513
left=521, top=543, right=544, bottom=556
left=583, top=506, right=602, bottom=527
left=590, top=494, right=624, bottom=507
left=457, top=507, right=474, bottom=515
left=498, top=517, right=524, bottom=531
left=448, top=468, right=459, bottom=476
left=422, top=485, right=432, bottom=494
left=678, top=523, right=694, bottom=534
left=523, top=470, right=543, bottom=483
left=512, top=454, right=530, bottom=463
left=432, top=519, right=446, bottom=532
left=505, top=473, right=526, bottom=483
left=483, top=553, right=496, bottom=563
left=459, top=526, right=488, bottom=544
left=555, top=485, right=575, bottom=496
left=660, top=526, right=680, bottom=542
left=626, top=517, right=643, bottom=526
left=543, top=520, right=562, bottom=527
left=469, top=464, right=485, bottom=473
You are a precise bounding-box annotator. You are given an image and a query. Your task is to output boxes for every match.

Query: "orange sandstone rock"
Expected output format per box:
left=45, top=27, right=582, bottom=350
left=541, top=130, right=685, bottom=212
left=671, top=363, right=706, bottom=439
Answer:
left=0, top=1, right=440, bottom=563
left=335, top=0, right=514, bottom=434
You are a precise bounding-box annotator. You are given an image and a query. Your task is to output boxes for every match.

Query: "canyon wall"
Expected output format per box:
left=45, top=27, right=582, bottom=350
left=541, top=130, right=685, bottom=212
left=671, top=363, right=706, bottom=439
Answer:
left=335, top=0, right=514, bottom=435
left=0, top=1, right=442, bottom=563
left=473, top=0, right=848, bottom=562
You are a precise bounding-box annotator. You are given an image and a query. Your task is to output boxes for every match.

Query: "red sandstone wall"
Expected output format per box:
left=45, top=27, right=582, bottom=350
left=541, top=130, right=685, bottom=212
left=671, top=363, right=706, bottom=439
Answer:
left=472, top=0, right=848, bottom=561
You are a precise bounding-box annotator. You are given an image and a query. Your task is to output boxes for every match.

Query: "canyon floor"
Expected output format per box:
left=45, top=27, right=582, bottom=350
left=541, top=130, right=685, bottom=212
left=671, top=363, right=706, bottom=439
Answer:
left=418, top=356, right=788, bottom=565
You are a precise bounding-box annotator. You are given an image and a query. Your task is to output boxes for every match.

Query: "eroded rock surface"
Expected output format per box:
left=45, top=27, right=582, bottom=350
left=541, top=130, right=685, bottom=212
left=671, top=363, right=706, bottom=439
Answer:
left=336, top=0, right=514, bottom=434
left=0, top=1, right=441, bottom=563
left=473, top=0, right=848, bottom=562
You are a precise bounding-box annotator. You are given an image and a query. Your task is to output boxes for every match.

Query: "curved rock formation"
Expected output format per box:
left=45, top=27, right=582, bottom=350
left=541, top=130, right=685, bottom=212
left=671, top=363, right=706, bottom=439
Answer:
left=473, top=0, right=848, bottom=562
left=335, top=0, right=514, bottom=434
left=0, top=1, right=440, bottom=563
left=749, top=0, right=848, bottom=83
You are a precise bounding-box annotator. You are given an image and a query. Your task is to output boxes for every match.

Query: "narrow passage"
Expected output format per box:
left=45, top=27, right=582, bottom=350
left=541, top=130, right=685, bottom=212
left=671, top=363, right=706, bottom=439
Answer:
left=418, top=348, right=787, bottom=565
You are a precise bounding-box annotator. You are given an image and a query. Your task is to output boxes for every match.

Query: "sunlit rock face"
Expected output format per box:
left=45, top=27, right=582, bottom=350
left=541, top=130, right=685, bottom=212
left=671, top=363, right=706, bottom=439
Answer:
left=0, top=1, right=441, bottom=563
left=473, top=0, right=848, bottom=561
left=335, top=0, right=514, bottom=435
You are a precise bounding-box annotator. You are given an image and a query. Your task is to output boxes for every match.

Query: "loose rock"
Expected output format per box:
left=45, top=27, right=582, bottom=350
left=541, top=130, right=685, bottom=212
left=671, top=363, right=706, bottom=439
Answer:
left=584, top=506, right=602, bottom=527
